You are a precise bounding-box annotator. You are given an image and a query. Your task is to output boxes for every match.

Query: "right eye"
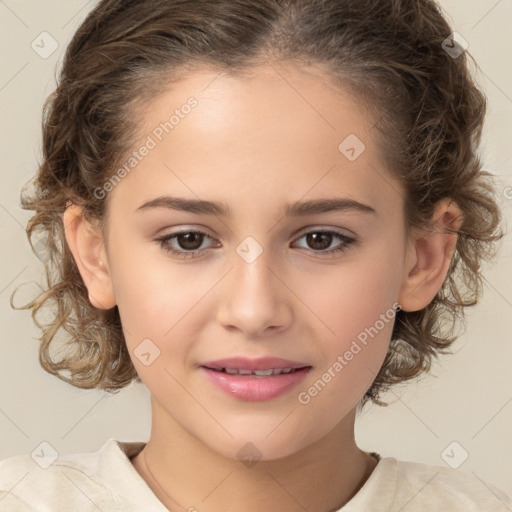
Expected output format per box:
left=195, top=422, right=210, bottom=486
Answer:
left=155, top=230, right=219, bottom=259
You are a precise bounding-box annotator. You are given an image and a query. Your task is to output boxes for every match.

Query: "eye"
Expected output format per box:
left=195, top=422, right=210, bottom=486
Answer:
left=155, top=228, right=357, bottom=259
left=156, top=230, right=218, bottom=259
left=292, top=229, right=357, bottom=256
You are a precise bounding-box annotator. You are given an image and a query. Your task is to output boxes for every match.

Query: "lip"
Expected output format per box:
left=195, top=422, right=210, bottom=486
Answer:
left=199, top=357, right=312, bottom=401
left=200, top=356, right=309, bottom=371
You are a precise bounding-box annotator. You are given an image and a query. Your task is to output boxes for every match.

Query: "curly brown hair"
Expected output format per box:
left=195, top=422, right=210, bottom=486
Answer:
left=11, top=0, right=503, bottom=410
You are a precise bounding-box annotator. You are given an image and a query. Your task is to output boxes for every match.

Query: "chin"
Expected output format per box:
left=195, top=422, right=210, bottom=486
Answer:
left=204, top=432, right=313, bottom=464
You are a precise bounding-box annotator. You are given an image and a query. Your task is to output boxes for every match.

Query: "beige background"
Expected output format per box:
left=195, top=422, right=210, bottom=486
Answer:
left=0, top=0, right=511, bottom=497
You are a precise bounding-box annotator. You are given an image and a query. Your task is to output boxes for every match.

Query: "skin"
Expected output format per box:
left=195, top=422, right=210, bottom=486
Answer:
left=63, top=62, right=462, bottom=512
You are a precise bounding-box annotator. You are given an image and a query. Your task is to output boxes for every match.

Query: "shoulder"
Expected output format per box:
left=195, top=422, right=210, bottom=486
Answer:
left=391, top=457, right=512, bottom=511
left=0, top=439, right=149, bottom=512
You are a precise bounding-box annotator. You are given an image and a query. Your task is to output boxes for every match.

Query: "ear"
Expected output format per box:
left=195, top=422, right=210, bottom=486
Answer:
left=398, top=198, right=463, bottom=312
left=62, top=203, right=116, bottom=310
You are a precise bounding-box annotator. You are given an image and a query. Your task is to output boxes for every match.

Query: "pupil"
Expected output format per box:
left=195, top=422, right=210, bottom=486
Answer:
left=307, top=232, right=331, bottom=250
left=179, top=232, right=203, bottom=250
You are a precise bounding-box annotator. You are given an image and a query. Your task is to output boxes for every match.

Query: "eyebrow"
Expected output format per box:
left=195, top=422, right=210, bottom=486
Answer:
left=135, top=196, right=377, bottom=217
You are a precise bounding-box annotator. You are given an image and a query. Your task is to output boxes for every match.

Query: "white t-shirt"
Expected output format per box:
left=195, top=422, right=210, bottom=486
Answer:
left=0, top=439, right=510, bottom=511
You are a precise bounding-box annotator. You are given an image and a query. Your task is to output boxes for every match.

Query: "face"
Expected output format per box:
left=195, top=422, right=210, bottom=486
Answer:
left=100, top=63, right=409, bottom=460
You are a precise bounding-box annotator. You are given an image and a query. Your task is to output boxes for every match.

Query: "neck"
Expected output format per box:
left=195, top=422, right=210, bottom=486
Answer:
left=131, top=401, right=377, bottom=512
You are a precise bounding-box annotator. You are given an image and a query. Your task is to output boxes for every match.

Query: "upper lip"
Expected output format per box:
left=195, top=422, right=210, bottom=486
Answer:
left=201, top=357, right=311, bottom=371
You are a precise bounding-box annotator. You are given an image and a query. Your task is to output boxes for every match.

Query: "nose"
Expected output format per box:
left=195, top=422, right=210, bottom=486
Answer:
left=215, top=244, right=293, bottom=338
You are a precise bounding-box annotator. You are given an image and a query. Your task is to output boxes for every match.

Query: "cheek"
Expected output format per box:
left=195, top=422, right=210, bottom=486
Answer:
left=107, top=226, right=202, bottom=325
left=296, top=262, right=399, bottom=415
left=299, top=250, right=401, bottom=341
left=294, top=247, right=402, bottom=402
left=108, top=242, right=216, bottom=371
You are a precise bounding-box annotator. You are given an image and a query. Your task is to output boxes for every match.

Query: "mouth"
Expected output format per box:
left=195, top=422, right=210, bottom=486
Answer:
left=198, top=357, right=312, bottom=401
left=202, top=367, right=310, bottom=376
left=200, top=356, right=311, bottom=373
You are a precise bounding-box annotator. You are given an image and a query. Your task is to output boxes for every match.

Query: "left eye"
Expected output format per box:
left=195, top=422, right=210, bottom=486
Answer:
left=155, top=229, right=357, bottom=259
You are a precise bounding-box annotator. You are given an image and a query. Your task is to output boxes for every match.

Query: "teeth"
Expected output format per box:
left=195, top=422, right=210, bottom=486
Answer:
left=219, top=367, right=297, bottom=376
left=254, top=369, right=274, bottom=376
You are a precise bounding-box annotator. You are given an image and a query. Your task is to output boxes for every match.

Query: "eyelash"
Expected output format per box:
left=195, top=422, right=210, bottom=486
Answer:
left=155, top=228, right=357, bottom=259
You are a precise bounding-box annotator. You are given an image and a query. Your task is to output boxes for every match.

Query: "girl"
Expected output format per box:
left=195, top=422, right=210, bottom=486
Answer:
left=2, top=0, right=511, bottom=510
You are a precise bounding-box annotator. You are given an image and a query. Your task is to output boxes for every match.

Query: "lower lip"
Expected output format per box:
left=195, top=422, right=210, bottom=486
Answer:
left=200, top=367, right=311, bottom=401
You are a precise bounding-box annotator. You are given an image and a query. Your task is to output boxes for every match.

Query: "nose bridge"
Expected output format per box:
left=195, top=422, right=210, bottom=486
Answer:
left=216, top=236, right=290, bottom=334
left=232, top=235, right=279, bottom=303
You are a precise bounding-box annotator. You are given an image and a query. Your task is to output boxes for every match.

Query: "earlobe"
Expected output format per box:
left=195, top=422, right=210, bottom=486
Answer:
left=62, top=204, right=117, bottom=310
left=398, top=198, right=463, bottom=312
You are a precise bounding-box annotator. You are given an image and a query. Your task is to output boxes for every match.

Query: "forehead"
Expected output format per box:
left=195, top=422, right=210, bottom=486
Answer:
left=107, top=63, right=404, bottom=220
left=140, top=62, right=373, bottom=146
